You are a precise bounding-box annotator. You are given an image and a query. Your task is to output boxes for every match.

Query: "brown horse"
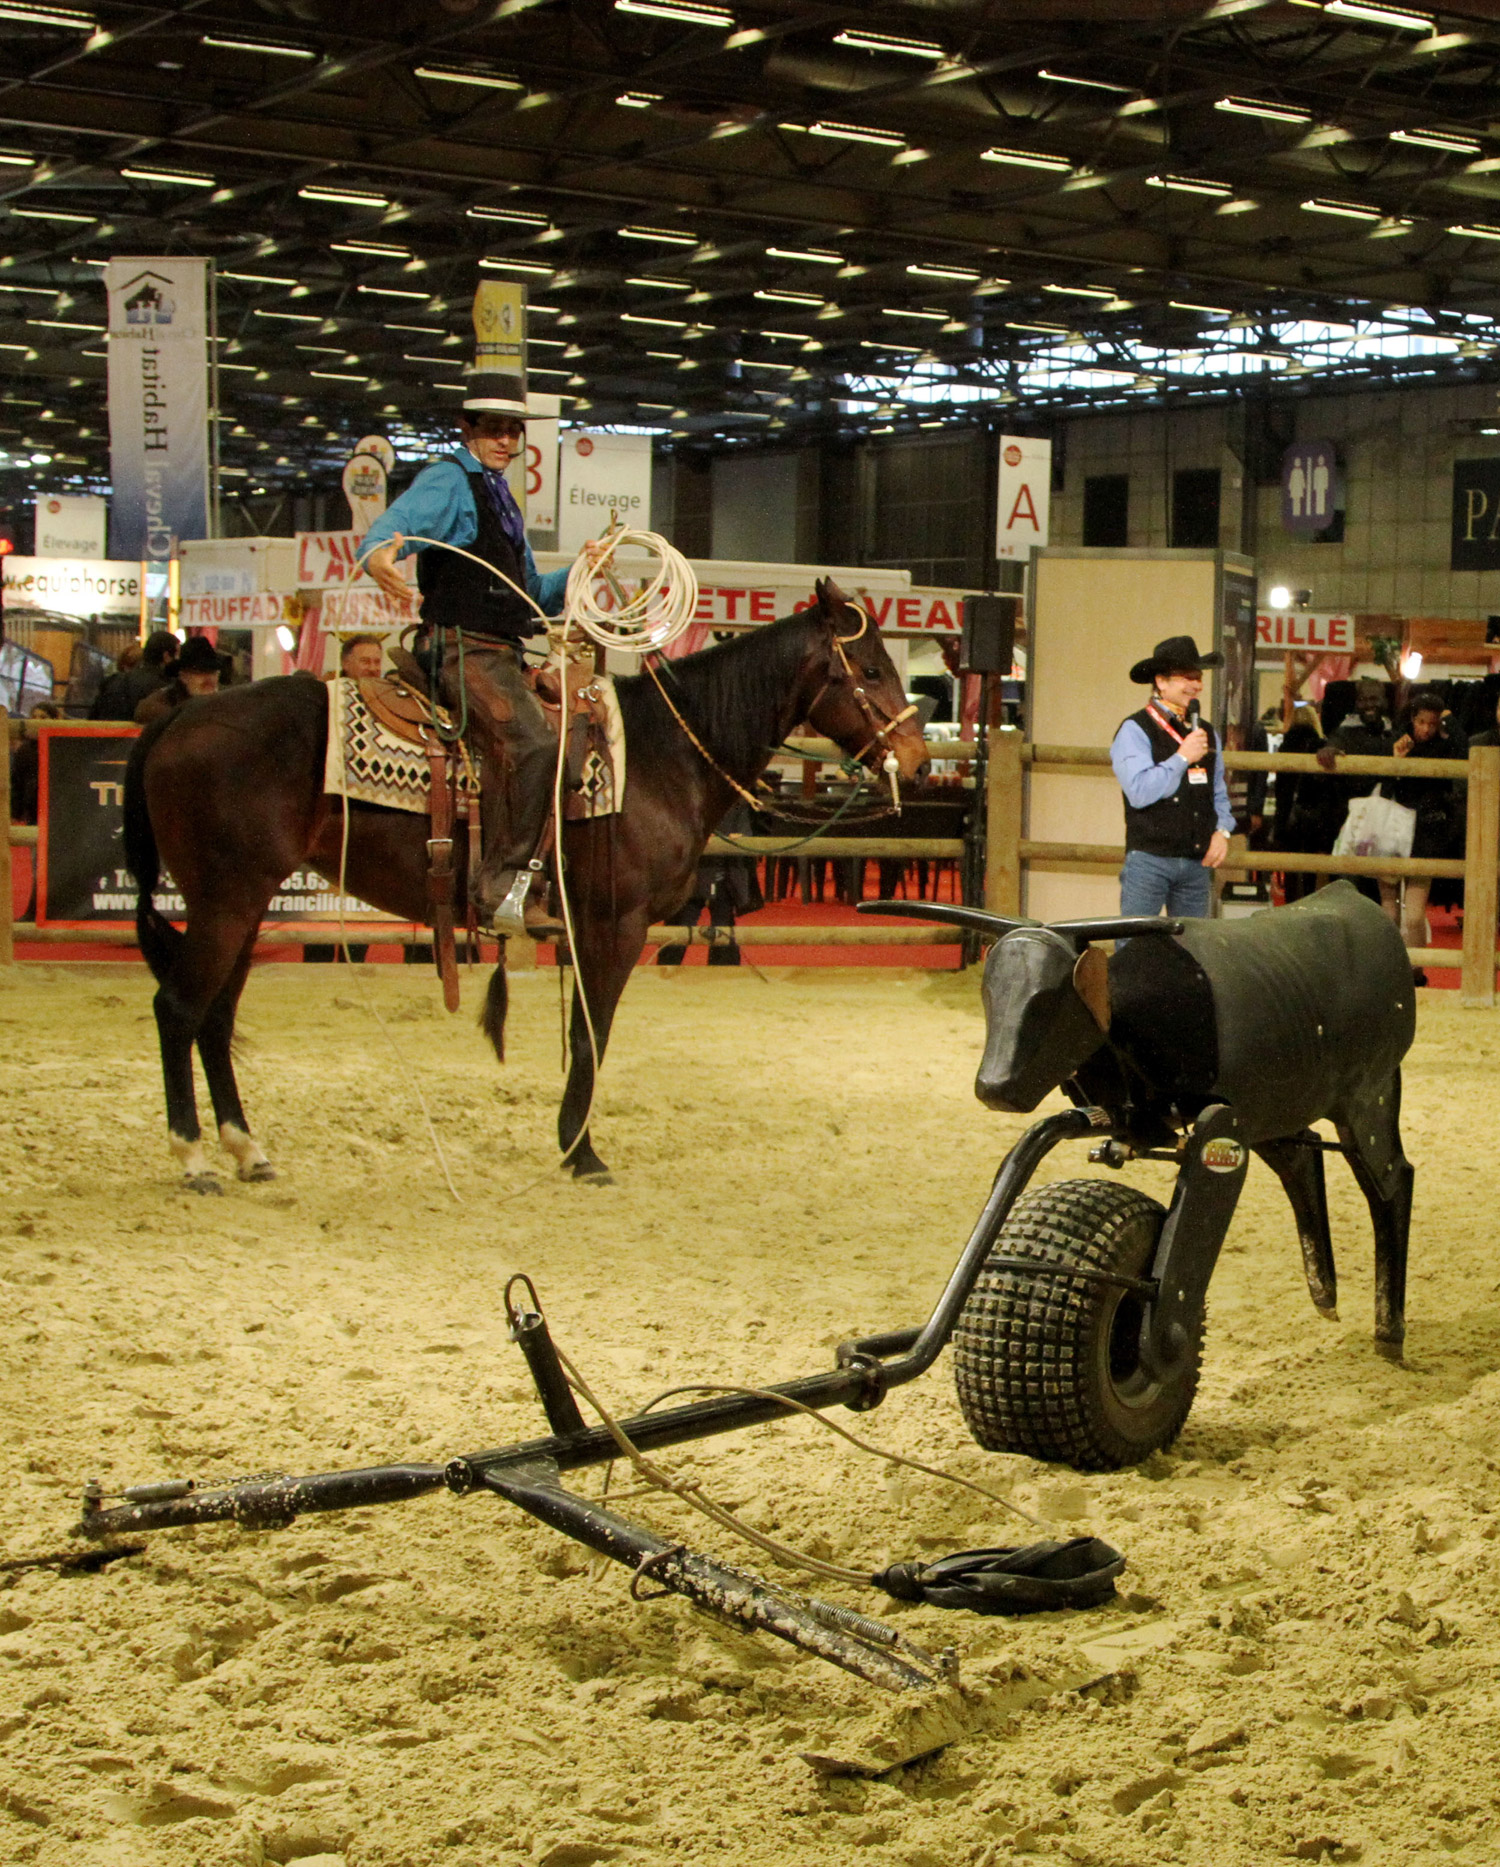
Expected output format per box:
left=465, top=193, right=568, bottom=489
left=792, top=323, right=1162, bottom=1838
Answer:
left=123, top=581, right=929, bottom=1189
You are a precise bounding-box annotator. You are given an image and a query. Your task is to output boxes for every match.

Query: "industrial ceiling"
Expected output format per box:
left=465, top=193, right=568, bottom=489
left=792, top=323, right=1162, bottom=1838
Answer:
left=5, top=0, right=1500, bottom=501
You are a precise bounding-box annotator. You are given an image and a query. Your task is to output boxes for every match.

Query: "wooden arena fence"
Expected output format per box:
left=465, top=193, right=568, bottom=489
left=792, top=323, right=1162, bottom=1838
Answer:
left=7, top=718, right=1500, bottom=1000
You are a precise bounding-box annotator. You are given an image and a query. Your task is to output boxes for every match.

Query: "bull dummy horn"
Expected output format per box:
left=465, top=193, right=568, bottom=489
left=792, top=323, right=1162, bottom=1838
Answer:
left=856, top=901, right=1185, bottom=946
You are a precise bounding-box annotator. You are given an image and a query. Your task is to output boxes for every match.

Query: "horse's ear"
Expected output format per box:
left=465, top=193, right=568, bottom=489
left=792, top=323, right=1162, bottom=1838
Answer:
left=815, top=576, right=849, bottom=614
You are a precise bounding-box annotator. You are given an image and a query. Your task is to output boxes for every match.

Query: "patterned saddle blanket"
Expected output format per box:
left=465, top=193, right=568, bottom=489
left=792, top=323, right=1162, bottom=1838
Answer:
left=322, top=673, right=624, bottom=820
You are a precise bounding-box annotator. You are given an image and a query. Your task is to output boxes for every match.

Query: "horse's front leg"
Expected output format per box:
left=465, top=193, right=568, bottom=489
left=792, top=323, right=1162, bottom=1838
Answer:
left=559, top=908, right=649, bottom=1182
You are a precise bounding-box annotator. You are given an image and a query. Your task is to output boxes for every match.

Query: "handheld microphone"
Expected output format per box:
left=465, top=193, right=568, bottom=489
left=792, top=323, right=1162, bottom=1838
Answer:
left=1186, top=699, right=1200, bottom=731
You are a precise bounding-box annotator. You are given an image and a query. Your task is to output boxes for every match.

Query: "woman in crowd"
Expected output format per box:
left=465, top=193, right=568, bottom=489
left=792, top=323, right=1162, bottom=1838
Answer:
left=1272, top=704, right=1342, bottom=904
left=1382, top=689, right=1466, bottom=982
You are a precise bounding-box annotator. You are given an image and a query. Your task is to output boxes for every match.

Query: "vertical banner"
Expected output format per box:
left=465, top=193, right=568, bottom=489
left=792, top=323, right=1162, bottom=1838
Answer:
left=105, top=257, right=209, bottom=560
left=556, top=432, right=652, bottom=554
left=995, top=435, right=1052, bottom=562
left=516, top=392, right=560, bottom=538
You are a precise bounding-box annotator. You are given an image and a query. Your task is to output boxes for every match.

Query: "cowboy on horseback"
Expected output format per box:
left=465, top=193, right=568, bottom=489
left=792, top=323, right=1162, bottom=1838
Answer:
left=362, top=372, right=591, bottom=938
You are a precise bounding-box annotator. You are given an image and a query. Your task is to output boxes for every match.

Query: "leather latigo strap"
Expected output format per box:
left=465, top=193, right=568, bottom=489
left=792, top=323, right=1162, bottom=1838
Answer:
left=425, top=739, right=461, bottom=1014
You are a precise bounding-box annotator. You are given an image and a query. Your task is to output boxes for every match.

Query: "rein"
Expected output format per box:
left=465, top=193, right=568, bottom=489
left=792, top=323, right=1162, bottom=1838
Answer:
left=646, top=603, right=916, bottom=818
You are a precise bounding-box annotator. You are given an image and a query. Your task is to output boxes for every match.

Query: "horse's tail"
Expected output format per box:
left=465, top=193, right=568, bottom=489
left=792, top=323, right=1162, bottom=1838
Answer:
left=123, top=720, right=182, bottom=985
left=478, top=960, right=508, bottom=1063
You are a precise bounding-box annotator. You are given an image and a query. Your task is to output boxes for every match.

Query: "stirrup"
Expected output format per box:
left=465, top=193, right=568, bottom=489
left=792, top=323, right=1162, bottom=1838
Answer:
left=490, top=872, right=533, bottom=939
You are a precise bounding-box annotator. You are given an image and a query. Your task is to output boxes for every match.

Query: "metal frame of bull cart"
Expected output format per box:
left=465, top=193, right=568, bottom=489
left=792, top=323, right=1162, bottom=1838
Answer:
left=76, top=923, right=1283, bottom=1691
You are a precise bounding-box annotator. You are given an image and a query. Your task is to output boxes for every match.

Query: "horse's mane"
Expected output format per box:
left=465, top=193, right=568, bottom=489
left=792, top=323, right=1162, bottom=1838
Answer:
left=620, top=610, right=821, bottom=772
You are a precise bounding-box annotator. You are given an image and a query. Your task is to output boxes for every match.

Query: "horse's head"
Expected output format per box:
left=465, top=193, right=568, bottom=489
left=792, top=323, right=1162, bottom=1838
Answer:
left=801, top=579, right=930, bottom=783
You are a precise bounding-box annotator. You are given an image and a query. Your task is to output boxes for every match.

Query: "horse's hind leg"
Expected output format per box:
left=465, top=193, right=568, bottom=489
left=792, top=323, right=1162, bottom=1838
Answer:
left=197, top=934, right=274, bottom=1182
left=1335, top=1071, right=1414, bottom=1360
left=155, top=911, right=261, bottom=1193
left=1254, top=1133, right=1338, bottom=1320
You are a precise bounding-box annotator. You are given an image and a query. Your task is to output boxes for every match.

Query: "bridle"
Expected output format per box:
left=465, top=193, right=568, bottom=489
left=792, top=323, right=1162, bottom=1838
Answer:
left=643, top=599, right=919, bottom=809
left=804, top=602, right=920, bottom=770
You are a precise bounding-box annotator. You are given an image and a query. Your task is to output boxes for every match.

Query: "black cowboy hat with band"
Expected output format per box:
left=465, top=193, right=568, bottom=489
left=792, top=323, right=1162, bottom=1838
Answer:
left=1129, top=634, right=1224, bottom=684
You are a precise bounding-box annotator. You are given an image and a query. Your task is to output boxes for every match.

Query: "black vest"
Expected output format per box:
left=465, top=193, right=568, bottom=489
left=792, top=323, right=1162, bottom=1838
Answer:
left=416, top=465, right=535, bottom=640
left=1121, top=705, right=1220, bottom=859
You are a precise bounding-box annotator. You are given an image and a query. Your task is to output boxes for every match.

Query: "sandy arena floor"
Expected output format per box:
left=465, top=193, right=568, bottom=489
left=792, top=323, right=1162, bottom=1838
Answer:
left=1, top=958, right=1498, bottom=1867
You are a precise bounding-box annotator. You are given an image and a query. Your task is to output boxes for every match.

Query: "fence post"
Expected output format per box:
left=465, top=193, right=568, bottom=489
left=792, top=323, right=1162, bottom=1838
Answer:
left=1461, top=744, right=1500, bottom=1008
left=1, top=722, right=13, bottom=967
left=985, top=725, right=1023, bottom=918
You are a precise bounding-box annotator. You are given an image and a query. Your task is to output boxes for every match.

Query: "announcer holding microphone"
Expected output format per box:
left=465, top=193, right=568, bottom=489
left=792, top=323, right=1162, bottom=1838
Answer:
left=1110, top=634, right=1235, bottom=920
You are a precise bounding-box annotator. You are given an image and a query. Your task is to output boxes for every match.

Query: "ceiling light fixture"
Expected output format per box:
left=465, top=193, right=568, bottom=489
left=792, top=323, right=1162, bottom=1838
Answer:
left=0, top=152, right=36, bottom=167
left=309, top=370, right=367, bottom=383
left=1006, top=320, right=1069, bottom=334
left=477, top=257, right=555, bottom=275
left=1037, top=68, right=1132, bottom=93
left=883, top=307, right=947, bottom=321
left=298, top=184, right=390, bottom=208
left=254, top=309, right=320, bottom=323
left=413, top=64, right=522, bottom=89
left=621, top=312, right=689, bottom=328
left=767, top=245, right=843, bottom=265
left=1043, top=283, right=1117, bottom=299
left=755, top=288, right=823, bottom=305
left=1390, top=127, right=1481, bottom=153
left=1214, top=95, right=1311, bottom=123
left=834, top=27, right=944, bottom=58
left=1451, top=222, right=1500, bottom=240
left=220, top=269, right=296, bottom=286
left=614, top=0, right=734, bottom=24
left=10, top=205, right=95, bottom=222
left=1170, top=299, right=1233, bottom=315
left=626, top=276, right=691, bottom=290
left=0, top=3, right=93, bottom=25
left=982, top=145, right=1071, bottom=172
left=1145, top=173, right=1233, bottom=197
left=465, top=205, right=548, bottom=226
left=807, top=120, right=905, bottom=148
left=331, top=239, right=412, bottom=258
left=355, top=284, right=432, bottom=299
left=1322, top=0, right=1433, bottom=29
left=1300, top=196, right=1382, bottom=219
left=907, top=262, right=980, bottom=281
left=120, top=166, right=216, bottom=187
left=201, top=32, right=315, bottom=57
left=616, top=91, right=663, bottom=108
left=620, top=226, right=695, bottom=246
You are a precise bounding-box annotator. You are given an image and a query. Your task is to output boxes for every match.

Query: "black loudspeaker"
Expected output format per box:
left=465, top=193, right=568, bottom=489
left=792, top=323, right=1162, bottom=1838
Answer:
left=960, top=594, right=1018, bottom=674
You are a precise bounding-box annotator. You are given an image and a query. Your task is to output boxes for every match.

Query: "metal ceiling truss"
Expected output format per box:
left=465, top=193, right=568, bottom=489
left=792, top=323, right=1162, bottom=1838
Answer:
left=3, top=0, right=1500, bottom=496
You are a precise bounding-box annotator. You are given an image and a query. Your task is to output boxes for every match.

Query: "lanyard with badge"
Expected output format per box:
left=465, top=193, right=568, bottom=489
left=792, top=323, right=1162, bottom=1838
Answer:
left=1149, top=701, right=1210, bottom=785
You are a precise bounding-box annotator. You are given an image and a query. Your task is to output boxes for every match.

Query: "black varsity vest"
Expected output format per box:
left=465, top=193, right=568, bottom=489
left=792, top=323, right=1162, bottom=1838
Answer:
left=1120, top=704, right=1220, bottom=859
left=416, top=465, right=535, bottom=640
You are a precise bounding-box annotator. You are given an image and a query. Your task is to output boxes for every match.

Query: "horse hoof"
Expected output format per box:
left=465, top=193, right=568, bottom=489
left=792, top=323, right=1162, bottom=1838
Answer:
left=239, top=1161, right=277, bottom=1184
left=1374, top=1337, right=1405, bottom=1363
left=185, top=1173, right=224, bottom=1197
left=574, top=1169, right=615, bottom=1186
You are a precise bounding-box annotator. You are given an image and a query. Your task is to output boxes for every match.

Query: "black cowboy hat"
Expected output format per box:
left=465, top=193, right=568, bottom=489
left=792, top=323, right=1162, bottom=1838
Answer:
left=1128, top=633, right=1224, bottom=684
left=175, top=635, right=224, bottom=674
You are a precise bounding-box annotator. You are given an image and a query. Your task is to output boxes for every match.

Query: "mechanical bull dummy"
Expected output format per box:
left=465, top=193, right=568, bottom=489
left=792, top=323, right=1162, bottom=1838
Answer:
left=865, top=880, right=1416, bottom=1372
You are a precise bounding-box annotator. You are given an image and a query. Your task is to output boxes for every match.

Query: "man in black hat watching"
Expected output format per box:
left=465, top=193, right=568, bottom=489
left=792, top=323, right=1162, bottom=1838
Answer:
left=360, top=371, right=600, bottom=939
left=133, top=634, right=224, bottom=724
left=1110, top=634, right=1235, bottom=920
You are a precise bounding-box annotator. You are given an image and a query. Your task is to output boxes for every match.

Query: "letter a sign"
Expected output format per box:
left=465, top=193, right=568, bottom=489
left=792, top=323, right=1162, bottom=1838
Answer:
left=996, top=435, right=1052, bottom=562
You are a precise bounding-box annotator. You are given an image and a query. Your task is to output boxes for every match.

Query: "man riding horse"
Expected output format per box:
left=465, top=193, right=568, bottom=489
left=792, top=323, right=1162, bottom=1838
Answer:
left=363, top=372, right=591, bottom=939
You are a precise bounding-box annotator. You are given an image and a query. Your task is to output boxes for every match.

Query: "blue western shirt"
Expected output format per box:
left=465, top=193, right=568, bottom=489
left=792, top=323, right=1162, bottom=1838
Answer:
left=359, top=445, right=568, bottom=617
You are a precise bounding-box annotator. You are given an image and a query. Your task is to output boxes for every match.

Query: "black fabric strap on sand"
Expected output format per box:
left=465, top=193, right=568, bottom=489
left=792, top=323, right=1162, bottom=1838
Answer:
left=870, top=1536, right=1126, bottom=1615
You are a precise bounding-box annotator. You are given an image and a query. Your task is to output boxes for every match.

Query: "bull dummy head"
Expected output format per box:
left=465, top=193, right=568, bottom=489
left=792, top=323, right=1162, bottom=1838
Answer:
left=856, top=900, right=1184, bottom=1113
left=975, top=928, right=1111, bottom=1111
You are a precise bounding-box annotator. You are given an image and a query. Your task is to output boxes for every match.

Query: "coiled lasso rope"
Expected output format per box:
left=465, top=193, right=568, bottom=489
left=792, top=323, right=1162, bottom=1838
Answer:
left=561, top=518, right=700, bottom=654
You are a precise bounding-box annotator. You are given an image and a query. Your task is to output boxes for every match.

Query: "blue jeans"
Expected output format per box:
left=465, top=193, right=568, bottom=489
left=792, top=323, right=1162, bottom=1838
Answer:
left=1120, top=849, right=1213, bottom=921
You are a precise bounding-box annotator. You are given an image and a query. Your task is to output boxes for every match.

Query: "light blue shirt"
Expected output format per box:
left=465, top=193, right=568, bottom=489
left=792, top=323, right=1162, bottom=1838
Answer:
left=1111, top=712, right=1235, bottom=837
left=359, top=445, right=568, bottom=618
